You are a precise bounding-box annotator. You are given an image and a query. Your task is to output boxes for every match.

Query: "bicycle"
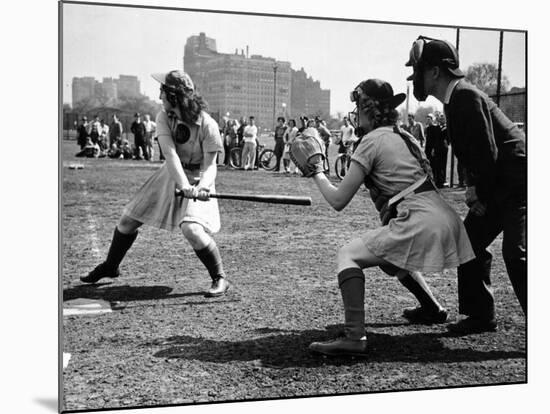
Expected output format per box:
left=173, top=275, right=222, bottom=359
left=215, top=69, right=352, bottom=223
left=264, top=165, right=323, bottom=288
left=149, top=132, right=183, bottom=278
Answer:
left=334, top=143, right=354, bottom=180
left=228, top=143, right=277, bottom=171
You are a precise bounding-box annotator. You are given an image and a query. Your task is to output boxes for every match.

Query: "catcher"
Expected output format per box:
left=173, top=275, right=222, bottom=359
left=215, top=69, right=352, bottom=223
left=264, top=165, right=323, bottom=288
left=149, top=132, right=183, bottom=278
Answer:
left=81, top=70, right=230, bottom=297
left=290, top=79, right=474, bottom=357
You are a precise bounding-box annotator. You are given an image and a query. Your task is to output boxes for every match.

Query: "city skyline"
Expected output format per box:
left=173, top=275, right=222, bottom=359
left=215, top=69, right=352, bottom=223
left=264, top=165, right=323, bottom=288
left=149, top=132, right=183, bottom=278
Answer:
left=62, top=3, right=526, bottom=117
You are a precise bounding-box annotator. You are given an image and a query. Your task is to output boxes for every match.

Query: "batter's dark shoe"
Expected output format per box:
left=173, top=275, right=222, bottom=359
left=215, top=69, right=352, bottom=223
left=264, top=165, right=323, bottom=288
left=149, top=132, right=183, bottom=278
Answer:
left=80, top=262, right=120, bottom=284
left=403, top=306, right=448, bottom=324
left=205, top=277, right=229, bottom=297
left=447, top=317, right=497, bottom=335
left=309, top=337, right=368, bottom=357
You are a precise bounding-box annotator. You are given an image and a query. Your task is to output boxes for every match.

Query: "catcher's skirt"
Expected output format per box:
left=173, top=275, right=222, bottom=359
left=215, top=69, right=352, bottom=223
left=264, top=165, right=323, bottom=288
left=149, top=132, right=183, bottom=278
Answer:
left=363, top=191, right=475, bottom=273
left=123, top=164, right=220, bottom=233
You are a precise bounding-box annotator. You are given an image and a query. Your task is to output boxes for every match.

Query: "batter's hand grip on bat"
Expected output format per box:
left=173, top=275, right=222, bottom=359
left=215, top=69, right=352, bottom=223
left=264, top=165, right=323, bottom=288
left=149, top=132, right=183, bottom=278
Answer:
left=175, top=190, right=312, bottom=205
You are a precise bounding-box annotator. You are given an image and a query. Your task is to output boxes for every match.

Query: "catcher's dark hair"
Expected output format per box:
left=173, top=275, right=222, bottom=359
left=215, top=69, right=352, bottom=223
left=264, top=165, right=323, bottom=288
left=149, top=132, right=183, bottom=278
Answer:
left=161, top=84, right=208, bottom=125
left=365, top=101, right=400, bottom=129
left=277, top=116, right=285, bottom=123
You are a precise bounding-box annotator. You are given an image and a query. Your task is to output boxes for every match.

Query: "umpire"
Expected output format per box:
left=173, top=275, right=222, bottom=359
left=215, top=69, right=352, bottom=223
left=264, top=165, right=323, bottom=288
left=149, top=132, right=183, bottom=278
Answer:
left=405, top=36, right=526, bottom=334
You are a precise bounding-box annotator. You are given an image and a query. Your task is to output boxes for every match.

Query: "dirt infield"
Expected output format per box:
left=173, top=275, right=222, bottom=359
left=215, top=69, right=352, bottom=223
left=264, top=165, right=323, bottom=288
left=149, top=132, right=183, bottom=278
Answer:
left=61, top=140, right=525, bottom=412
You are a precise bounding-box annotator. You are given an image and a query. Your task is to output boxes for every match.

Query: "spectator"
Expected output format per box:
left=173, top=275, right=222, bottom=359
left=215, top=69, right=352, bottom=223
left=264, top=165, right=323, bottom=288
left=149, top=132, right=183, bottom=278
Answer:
left=274, top=116, right=287, bottom=173
left=89, top=115, right=101, bottom=145
left=76, top=116, right=89, bottom=150
left=242, top=116, right=258, bottom=170
left=298, top=116, right=308, bottom=133
left=109, top=114, right=124, bottom=148
left=236, top=117, right=247, bottom=148
left=76, top=137, right=100, bottom=158
left=424, top=113, right=439, bottom=180
left=404, top=113, right=426, bottom=148
left=131, top=113, right=148, bottom=160
left=283, top=119, right=299, bottom=173
left=144, top=114, right=157, bottom=161
left=335, top=116, right=356, bottom=177
left=99, top=119, right=109, bottom=152
left=316, top=117, right=332, bottom=173
left=435, top=113, right=450, bottom=187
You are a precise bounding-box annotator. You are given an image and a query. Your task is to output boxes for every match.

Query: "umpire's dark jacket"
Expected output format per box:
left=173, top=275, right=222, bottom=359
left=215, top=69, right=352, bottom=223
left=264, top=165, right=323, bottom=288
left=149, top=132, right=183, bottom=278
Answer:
left=444, top=80, right=526, bottom=203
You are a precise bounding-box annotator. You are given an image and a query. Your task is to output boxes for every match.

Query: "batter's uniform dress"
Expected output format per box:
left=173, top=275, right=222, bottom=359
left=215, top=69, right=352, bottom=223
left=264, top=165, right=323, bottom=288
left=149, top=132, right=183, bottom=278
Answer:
left=351, top=126, right=475, bottom=272
left=123, top=110, right=223, bottom=233
left=444, top=79, right=527, bottom=317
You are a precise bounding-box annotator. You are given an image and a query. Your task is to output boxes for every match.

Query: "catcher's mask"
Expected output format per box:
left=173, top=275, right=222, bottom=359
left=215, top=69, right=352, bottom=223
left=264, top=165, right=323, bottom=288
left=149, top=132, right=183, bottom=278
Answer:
left=405, top=36, right=464, bottom=101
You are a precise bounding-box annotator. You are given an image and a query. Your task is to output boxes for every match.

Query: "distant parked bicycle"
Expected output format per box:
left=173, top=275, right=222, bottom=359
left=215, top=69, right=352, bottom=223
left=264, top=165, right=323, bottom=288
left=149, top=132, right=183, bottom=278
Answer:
left=229, top=144, right=277, bottom=171
left=334, top=143, right=354, bottom=180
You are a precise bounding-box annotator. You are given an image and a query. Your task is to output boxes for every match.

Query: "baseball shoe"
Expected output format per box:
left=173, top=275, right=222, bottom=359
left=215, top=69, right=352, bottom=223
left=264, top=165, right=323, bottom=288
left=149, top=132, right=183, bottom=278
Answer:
left=309, top=337, right=368, bottom=357
left=447, top=317, right=497, bottom=335
left=205, top=277, right=230, bottom=297
left=80, top=262, right=120, bottom=284
left=402, top=306, right=448, bottom=324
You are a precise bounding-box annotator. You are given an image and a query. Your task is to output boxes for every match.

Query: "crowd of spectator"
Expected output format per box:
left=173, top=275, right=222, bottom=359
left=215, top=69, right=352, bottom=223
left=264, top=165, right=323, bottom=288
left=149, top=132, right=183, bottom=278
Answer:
left=75, top=112, right=164, bottom=161
left=73, top=109, right=459, bottom=186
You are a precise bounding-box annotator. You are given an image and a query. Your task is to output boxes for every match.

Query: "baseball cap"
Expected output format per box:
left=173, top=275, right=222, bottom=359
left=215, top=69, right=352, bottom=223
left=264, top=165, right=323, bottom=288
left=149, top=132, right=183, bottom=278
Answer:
left=405, top=37, right=464, bottom=80
left=351, top=79, right=406, bottom=109
left=152, top=70, right=195, bottom=92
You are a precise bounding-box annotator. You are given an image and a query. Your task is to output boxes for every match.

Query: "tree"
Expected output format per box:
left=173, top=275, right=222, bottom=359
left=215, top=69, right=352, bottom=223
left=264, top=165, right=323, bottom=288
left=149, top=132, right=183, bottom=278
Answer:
left=465, top=63, right=510, bottom=96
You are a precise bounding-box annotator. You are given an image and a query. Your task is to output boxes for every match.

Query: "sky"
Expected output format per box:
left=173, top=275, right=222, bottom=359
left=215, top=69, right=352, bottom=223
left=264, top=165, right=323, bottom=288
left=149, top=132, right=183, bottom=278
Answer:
left=62, top=3, right=526, bottom=116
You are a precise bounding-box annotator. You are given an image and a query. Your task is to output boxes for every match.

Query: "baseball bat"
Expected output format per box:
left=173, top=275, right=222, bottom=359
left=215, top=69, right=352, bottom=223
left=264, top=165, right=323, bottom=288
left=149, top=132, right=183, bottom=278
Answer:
left=175, top=190, right=311, bottom=205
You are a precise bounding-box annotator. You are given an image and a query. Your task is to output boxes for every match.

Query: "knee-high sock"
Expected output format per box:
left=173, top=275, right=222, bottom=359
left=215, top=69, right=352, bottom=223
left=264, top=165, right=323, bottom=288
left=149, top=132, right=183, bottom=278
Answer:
left=398, top=271, right=441, bottom=312
left=337, top=268, right=366, bottom=340
left=104, top=227, right=138, bottom=269
left=194, top=240, right=226, bottom=281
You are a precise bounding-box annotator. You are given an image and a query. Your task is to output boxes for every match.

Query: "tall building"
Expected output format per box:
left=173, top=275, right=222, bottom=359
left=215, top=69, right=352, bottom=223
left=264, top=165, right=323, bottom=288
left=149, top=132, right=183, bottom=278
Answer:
left=71, top=75, right=141, bottom=106
left=116, top=75, right=140, bottom=99
left=291, top=68, right=331, bottom=120
left=184, top=32, right=329, bottom=129
left=72, top=77, right=97, bottom=105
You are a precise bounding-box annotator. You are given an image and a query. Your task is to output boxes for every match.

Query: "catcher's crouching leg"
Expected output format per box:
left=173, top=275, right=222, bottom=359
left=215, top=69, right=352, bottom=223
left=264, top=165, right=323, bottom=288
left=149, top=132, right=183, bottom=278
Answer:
left=309, top=268, right=368, bottom=357
left=388, top=267, right=447, bottom=324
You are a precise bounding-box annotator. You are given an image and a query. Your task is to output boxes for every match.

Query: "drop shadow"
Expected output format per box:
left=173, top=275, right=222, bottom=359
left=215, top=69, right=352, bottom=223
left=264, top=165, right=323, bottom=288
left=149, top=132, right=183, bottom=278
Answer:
left=149, top=327, right=525, bottom=369
left=62, top=284, right=242, bottom=307
left=34, top=397, right=57, bottom=412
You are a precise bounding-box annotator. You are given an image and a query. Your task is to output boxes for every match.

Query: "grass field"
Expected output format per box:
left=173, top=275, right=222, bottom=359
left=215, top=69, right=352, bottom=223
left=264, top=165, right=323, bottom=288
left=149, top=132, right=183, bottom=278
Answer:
left=61, top=138, right=526, bottom=412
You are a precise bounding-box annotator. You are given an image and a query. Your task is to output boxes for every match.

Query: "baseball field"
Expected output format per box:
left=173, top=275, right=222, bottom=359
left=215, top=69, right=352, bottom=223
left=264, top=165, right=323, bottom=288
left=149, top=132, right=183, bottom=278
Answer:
left=61, top=137, right=526, bottom=412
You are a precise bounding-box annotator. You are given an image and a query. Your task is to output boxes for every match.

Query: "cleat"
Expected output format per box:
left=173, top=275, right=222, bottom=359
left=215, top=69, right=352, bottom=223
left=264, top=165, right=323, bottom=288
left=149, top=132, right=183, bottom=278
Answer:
left=80, top=262, right=119, bottom=284
left=205, top=277, right=230, bottom=297
left=402, top=306, right=448, bottom=324
left=447, top=317, right=497, bottom=335
left=309, top=337, right=368, bottom=357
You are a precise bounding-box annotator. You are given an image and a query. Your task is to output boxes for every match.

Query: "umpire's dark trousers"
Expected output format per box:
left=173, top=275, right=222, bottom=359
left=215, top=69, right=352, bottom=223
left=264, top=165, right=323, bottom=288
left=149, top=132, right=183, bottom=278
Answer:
left=457, top=162, right=526, bottom=318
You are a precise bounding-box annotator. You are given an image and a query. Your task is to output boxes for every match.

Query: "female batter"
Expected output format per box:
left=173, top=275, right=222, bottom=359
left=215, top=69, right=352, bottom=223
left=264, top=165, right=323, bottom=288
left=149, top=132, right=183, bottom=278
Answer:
left=81, top=70, right=230, bottom=297
left=300, top=79, right=474, bottom=356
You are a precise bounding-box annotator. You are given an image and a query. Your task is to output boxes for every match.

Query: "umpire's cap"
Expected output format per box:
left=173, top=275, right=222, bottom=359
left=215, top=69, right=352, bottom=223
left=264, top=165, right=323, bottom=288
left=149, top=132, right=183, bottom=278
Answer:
left=351, top=79, right=406, bottom=109
left=152, top=70, right=195, bottom=93
left=405, top=37, right=464, bottom=80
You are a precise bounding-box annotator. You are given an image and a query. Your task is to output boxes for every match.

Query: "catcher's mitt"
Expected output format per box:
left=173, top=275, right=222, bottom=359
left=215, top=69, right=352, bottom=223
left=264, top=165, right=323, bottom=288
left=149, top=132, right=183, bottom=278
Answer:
left=289, top=134, right=328, bottom=177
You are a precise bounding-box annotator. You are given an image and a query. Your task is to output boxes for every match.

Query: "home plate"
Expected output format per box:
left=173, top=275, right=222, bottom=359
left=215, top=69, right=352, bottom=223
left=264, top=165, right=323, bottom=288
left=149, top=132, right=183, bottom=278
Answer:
left=63, top=353, right=71, bottom=369
left=63, top=298, right=112, bottom=316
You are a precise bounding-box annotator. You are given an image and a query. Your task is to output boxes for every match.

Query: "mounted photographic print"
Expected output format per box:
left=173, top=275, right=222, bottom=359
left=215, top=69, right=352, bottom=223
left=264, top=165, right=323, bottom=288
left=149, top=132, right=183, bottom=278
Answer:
left=61, top=1, right=527, bottom=412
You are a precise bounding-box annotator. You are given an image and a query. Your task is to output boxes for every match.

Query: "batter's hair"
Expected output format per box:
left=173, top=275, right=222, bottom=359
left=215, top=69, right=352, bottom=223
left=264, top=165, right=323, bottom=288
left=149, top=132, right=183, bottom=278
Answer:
left=162, top=85, right=208, bottom=125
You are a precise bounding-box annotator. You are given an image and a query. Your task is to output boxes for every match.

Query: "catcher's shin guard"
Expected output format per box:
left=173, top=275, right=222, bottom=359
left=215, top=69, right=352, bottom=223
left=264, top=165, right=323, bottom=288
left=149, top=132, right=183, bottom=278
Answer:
left=398, top=271, right=441, bottom=313
left=337, top=268, right=366, bottom=340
